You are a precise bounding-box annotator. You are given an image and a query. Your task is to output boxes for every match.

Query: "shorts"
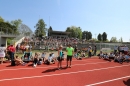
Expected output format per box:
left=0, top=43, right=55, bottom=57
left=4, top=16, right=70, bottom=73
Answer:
left=57, top=56, right=62, bottom=61
left=67, top=55, right=72, bottom=61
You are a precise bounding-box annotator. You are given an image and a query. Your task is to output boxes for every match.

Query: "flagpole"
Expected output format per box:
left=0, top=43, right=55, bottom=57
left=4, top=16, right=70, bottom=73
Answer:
left=48, top=16, right=50, bottom=37
left=49, top=16, right=50, bottom=27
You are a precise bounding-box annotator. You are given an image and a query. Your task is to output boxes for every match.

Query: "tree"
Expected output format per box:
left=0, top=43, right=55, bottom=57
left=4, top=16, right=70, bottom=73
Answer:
left=82, top=31, right=86, bottom=39
left=110, top=37, right=118, bottom=42
left=0, top=16, right=4, bottom=22
left=35, top=19, right=47, bottom=37
left=120, top=37, right=123, bottom=42
left=97, top=33, right=102, bottom=41
left=88, top=31, right=92, bottom=40
left=102, top=32, right=107, bottom=41
left=82, top=31, right=92, bottom=40
left=65, top=26, right=82, bottom=39
left=10, top=19, right=22, bottom=29
left=66, top=27, right=71, bottom=32
left=0, top=22, right=17, bottom=34
left=48, top=26, right=53, bottom=36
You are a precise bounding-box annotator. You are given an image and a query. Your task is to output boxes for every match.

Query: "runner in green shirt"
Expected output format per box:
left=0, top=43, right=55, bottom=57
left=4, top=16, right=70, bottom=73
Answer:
left=66, top=44, right=74, bottom=68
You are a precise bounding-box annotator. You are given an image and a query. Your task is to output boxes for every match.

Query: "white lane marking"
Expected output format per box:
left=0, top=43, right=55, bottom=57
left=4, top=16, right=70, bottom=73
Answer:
left=0, top=64, right=129, bottom=82
left=0, top=62, right=109, bottom=72
left=86, top=75, right=130, bottom=86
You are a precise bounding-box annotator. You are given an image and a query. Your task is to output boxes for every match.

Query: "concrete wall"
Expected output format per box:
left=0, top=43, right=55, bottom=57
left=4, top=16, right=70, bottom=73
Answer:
left=0, top=36, right=7, bottom=47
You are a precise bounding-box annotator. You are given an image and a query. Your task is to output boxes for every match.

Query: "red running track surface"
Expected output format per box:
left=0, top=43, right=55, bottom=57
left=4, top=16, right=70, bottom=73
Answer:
left=0, top=57, right=130, bottom=86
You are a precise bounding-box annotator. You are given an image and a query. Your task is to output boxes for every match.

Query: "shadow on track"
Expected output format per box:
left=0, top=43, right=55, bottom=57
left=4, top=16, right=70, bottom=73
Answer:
left=123, top=78, right=130, bottom=86
left=42, top=67, right=68, bottom=73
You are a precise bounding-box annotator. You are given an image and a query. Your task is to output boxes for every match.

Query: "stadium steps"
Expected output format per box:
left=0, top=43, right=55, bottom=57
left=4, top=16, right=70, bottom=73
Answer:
left=11, top=34, right=25, bottom=47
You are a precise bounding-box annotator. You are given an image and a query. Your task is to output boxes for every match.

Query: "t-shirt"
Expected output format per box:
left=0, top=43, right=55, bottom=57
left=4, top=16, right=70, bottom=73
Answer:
left=41, top=54, right=45, bottom=57
left=9, top=46, right=15, bottom=53
left=59, top=50, right=63, bottom=57
left=124, top=47, right=129, bottom=51
left=66, top=47, right=74, bottom=56
left=0, top=47, right=6, bottom=54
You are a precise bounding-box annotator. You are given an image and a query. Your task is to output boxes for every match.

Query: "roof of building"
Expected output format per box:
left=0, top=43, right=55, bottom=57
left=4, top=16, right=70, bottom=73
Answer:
left=50, top=31, right=71, bottom=34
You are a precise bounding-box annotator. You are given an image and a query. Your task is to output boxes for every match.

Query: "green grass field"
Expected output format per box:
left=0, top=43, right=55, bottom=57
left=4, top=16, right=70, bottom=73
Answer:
left=15, top=49, right=113, bottom=58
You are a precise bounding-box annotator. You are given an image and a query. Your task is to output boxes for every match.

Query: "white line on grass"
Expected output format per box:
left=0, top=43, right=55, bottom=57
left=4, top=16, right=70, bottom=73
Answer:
left=0, top=62, right=109, bottom=72
left=86, top=75, right=130, bottom=86
left=0, top=64, right=129, bottom=82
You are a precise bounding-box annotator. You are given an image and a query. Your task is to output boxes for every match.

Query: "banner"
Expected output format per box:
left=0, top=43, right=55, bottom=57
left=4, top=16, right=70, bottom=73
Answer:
left=101, top=48, right=111, bottom=52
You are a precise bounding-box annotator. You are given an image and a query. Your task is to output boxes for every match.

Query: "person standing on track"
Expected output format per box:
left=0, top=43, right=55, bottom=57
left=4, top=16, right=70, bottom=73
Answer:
left=9, top=45, right=15, bottom=66
left=57, top=45, right=63, bottom=70
left=0, top=44, right=6, bottom=64
left=66, top=44, right=74, bottom=68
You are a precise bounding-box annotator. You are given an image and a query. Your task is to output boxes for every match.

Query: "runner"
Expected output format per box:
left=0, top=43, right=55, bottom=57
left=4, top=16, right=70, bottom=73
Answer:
left=66, top=44, right=74, bottom=68
left=0, top=44, right=6, bottom=64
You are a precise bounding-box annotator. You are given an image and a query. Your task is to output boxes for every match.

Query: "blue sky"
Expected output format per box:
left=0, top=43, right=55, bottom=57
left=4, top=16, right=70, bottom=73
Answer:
left=0, top=0, right=130, bottom=42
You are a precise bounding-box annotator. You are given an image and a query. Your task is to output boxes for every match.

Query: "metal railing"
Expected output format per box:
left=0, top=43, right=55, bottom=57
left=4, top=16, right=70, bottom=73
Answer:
left=0, top=32, right=19, bottom=36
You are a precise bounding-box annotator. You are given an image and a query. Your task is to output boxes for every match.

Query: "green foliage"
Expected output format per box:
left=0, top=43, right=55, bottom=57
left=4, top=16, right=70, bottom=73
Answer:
left=66, top=27, right=71, bottom=32
left=120, top=37, right=123, bottom=42
left=102, top=32, right=107, bottom=41
left=97, top=33, right=102, bottom=41
left=82, top=31, right=92, bottom=40
left=10, top=19, right=22, bottom=29
left=105, top=39, right=110, bottom=42
left=0, top=22, right=17, bottom=34
left=35, top=19, right=47, bottom=37
left=65, top=26, right=82, bottom=39
left=0, top=17, right=21, bottom=34
left=7, top=38, right=13, bottom=45
left=48, top=26, right=53, bottom=36
left=0, top=16, right=4, bottom=22
left=110, top=37, right=118, bottom=42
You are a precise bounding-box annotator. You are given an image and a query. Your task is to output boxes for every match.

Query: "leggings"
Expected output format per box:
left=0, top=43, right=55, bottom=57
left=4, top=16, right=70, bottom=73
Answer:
left=33, top=58, right=38, bottom=64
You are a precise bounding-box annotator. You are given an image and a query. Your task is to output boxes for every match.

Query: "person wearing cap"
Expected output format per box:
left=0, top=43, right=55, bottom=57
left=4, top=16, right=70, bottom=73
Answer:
left=57, top=45, right=63, bottom=70
left=66, top=44, right=74, bottom=68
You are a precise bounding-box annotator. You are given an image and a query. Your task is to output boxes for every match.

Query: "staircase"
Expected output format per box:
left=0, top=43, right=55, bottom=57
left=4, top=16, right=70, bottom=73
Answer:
left=11, top=34, right=25, bottom=47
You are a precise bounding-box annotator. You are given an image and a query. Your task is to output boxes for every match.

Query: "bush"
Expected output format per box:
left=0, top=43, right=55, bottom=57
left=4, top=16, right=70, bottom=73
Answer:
left=7, top=38, right=13, bottom=45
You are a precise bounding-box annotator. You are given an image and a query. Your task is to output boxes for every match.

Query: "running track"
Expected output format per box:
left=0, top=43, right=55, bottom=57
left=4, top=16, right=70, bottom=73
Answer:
left=0, top=57, right=130, bottom=86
